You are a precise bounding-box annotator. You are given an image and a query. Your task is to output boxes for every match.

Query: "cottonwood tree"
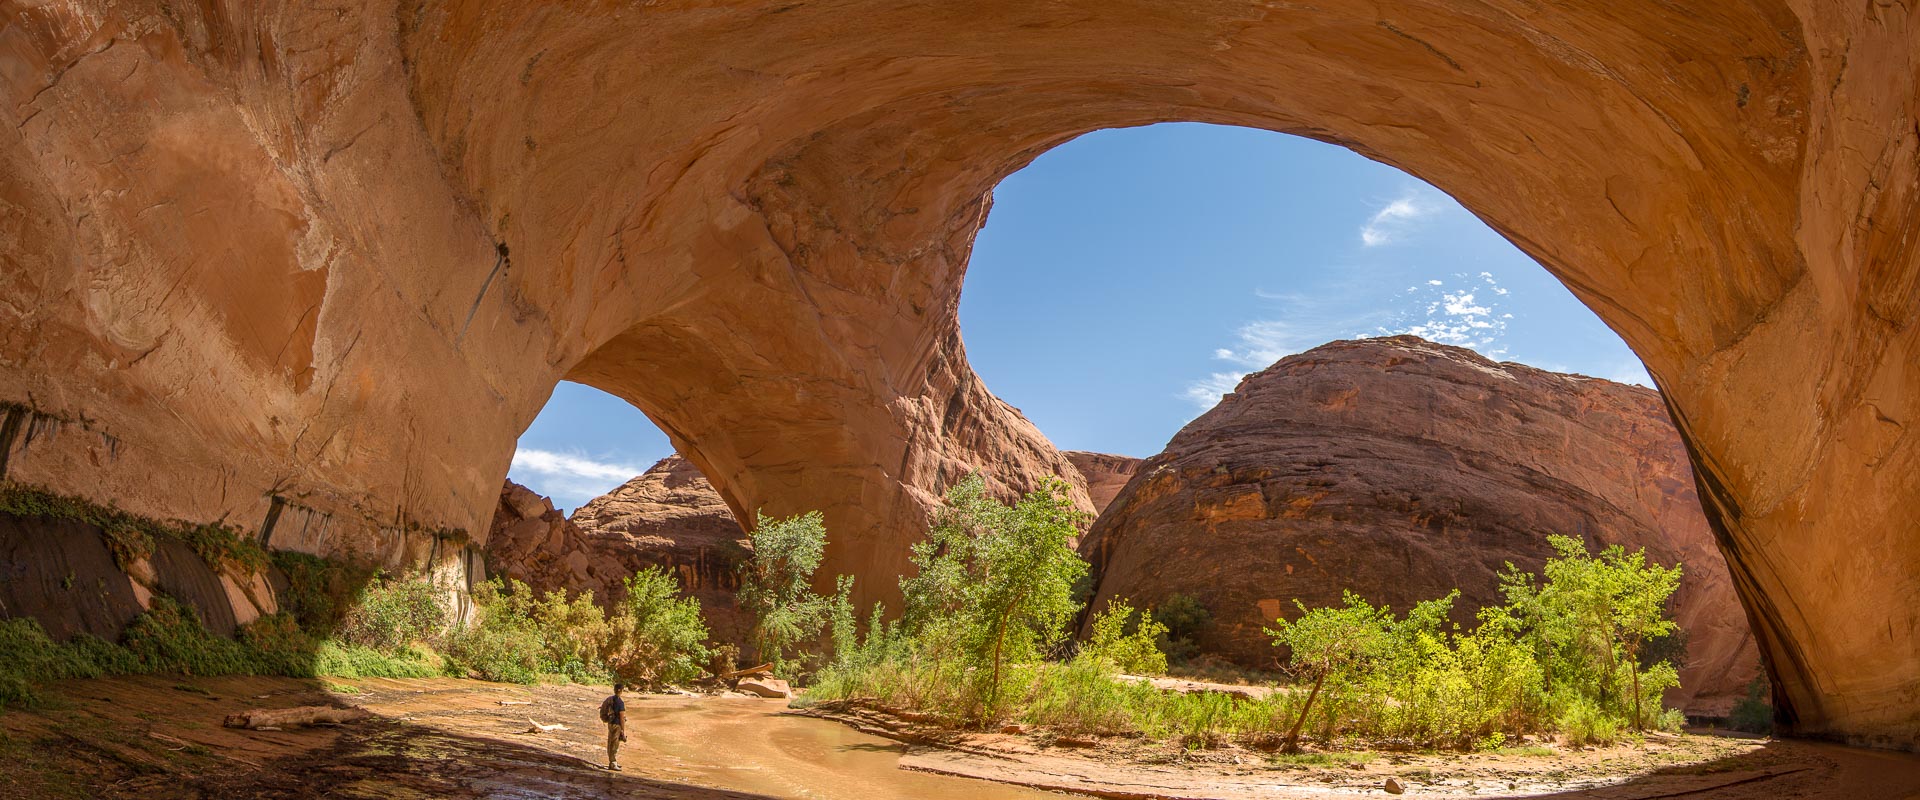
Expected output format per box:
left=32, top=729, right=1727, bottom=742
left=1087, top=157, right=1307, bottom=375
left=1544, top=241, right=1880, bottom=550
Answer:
left=1267, top=592, right=1392, bottom=752
left=605, top=568, right=711, bottom=687
left=738, top=511, right=835, bottom=677
left=1500, top=535, right=1682, bottom=730
left=900, top=474, right=1088, bottom=720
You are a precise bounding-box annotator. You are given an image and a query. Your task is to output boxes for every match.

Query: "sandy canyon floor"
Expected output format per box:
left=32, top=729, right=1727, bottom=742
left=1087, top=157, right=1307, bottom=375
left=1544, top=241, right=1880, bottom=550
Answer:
left=1, top=676, right=1916, bottom=799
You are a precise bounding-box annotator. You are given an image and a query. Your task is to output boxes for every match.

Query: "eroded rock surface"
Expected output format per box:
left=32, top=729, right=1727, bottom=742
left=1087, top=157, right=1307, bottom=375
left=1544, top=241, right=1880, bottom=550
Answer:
left=485, top=459, right=752, bottom=644
left=1064, top=452, right=1143, bottom=516
left=1081, top=338, right=1762, bottom=715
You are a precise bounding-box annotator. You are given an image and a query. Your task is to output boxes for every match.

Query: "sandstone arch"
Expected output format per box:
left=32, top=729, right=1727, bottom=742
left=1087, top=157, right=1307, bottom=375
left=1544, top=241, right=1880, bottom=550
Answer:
left=0, top=1, right=1913, bottom=747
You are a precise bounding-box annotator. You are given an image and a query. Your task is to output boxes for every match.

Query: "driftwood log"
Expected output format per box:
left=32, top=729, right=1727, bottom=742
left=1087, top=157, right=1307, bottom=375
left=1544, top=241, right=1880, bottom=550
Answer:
left=223, top=705, right=370, bottom=730
left=722, top=663, right=774, bottom=680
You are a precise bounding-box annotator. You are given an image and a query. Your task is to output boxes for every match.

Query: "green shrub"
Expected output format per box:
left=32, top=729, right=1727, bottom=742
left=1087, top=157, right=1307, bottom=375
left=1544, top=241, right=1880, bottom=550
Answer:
left=336, top=573, right=449, bottom=651
left=1083, top=598, right=1169, bottom=676
left=1153, top=593, right=1211, bottom=664
left=899, top=474, right=1088, bottom=720
left=1021, top=657, right=1149, bottom=736
left=607, top=568, right=711, bottom=687
left=272, top=551, right=378, bottom=636
left=121, top=598, right=262, bottom=676
left=1727, top=676, right=1773, bottom=734
left=239, top=614, right=317, bottom=677
left=313, top=640, right=441, bottom=679
left=0, top=618, right=136, bottom=706
left=1556, top=695, right=1621, bottom=746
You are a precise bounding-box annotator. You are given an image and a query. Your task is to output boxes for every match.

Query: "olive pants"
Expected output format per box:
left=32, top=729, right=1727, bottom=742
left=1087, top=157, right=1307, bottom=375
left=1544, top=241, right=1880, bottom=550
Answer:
left=606, top=722, right=623, bottom=766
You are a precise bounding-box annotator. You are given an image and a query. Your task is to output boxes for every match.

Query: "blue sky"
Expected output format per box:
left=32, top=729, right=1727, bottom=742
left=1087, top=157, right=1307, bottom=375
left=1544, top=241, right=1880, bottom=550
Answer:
left=511, top=123, right=1650, bottom=510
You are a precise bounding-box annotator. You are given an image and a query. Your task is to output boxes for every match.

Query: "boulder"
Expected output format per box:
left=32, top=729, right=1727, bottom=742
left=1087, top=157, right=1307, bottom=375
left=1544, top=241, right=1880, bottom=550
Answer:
left=1080, top=337, right=1762, bottom=716
left=735, top=677, right=792, bottom=699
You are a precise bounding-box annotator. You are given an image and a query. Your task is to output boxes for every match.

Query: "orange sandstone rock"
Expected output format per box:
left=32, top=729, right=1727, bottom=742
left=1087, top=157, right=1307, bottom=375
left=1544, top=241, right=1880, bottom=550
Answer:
left=1081, top=338, right=1763, bottom=716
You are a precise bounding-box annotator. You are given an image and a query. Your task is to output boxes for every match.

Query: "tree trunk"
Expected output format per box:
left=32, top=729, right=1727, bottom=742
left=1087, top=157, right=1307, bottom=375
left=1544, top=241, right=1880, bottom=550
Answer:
left=224, top=705, right=370, bottom=730
left=1284, top=670, right=1327, bottom=753
left=1628, top=640, right=1643, bottom=730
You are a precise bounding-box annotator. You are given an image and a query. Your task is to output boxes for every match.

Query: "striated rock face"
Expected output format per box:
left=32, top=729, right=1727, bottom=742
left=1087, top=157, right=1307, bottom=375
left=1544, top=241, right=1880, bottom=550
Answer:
left=1081, top=337, right=1762, bottom=716
left=3, top=0, right=1915, bottom=745
left=1064, top=452, right=1143, bottom=515
left=485, top=459, right=752, bottom=644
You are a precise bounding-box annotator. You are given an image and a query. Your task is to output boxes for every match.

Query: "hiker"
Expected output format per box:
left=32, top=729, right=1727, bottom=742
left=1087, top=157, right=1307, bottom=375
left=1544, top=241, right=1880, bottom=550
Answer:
left=599, top=682, right=627, bottom=770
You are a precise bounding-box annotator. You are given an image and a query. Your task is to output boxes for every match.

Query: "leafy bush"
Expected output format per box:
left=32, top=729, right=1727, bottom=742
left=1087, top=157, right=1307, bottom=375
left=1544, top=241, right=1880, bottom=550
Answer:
left=444, top=578, right=616, bottom=685
left=1556, top=695, right=1621, bottom=745
left=1727, top=675, right=1773, bottom=734
left=272, top=551, right=378, bottom=636
left=1153, top=593, right=1211, bottom=664
left=336, top=573, right=449, bottom=651
left=1267, top=591, right=1393, bottom=750
left=806, top=525, right=1692, bottom=753
left=1083, top=598, right=1169, bottom=676
left=312, top=640, right=442, bottom=679
left=0, top=618, right=137, bottom=706
left=122, top=598, right=266, bottom=676
left=606, top=568, right=711, bottom=687
left=898, top=475, right=1088, bottom=720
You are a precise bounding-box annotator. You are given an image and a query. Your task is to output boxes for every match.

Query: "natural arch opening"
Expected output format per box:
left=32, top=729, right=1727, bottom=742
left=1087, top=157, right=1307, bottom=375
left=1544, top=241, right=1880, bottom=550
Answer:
left=950, top=122, right=1755, bottom=716
left=508, top=382, right=677, bottom=514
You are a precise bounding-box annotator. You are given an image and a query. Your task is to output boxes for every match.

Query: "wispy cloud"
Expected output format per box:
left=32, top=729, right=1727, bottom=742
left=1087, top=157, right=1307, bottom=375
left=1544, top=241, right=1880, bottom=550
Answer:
left=1181, top=294, right=1396, bottom=410
left=1210, top=319, right=1325, bottom=369
left=1376, top=271, right=1512, bottom=359
left=508, top=448, right=644, bottom=512
left=1181, top=372, right=1245, bottom=410
left=1360, top=187, right=1443, bottom=247
left=1182, top=271, right=1523, bottom=411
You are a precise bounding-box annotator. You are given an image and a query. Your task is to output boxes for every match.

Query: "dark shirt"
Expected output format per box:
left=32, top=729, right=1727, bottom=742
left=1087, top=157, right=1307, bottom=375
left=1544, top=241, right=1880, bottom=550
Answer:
left=603, top=695, right=626, bottom=726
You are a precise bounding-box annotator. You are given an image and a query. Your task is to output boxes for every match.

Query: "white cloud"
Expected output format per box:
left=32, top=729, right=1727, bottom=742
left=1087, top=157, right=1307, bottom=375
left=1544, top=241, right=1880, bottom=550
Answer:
left=1182, top=371, right=1246, bottom=410
left=1361, top=188, right=1443, bottom=247
left=1374, top=271, right=1513, bottom=359
left=509, top=448, right=644, bottom=512
left=1181, top=292, right=1400, bottom=411
left=1210, top=319, right=1322, bottom=369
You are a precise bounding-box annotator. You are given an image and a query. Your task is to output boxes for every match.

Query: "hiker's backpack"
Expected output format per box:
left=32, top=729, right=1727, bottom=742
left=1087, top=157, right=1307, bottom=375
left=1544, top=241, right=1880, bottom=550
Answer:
left=599, top=696, right=617, bottom=724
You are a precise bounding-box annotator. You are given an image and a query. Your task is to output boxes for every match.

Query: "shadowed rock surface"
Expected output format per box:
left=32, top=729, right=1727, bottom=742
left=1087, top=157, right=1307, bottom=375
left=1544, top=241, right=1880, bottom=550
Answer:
left=0, top=516, right=145, bottom=641
left=1081, top=337, right=1762, bottom=716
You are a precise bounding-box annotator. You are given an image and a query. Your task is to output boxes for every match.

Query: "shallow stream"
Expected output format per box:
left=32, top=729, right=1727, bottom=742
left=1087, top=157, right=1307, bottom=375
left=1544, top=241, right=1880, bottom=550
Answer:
left=613, top=696, right=1064, bottom=798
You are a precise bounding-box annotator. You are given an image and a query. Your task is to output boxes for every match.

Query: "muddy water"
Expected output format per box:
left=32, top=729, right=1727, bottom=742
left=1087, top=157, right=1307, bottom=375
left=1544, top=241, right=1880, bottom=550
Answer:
left=615, top=696, right=1065, bottom=799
